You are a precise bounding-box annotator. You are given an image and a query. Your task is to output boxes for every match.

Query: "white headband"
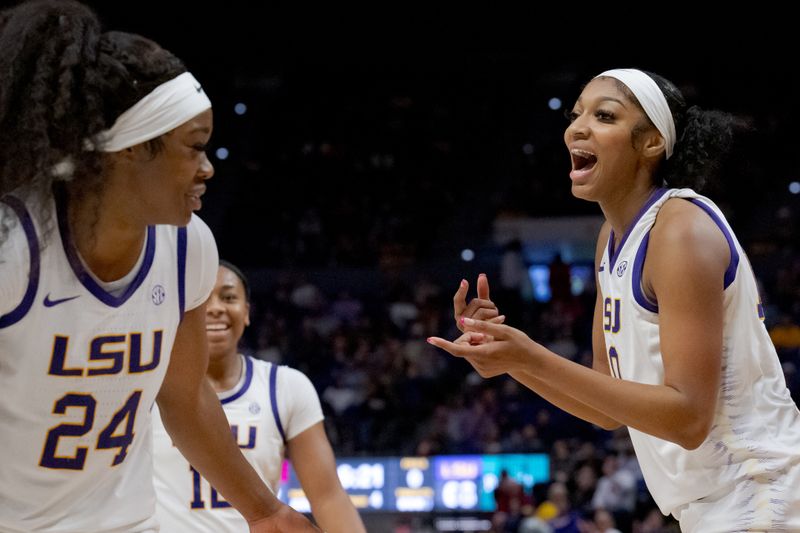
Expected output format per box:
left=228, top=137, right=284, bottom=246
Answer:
left=88, top=72, right=212, bottom=152
left=596, top=69, right=676, bottom=159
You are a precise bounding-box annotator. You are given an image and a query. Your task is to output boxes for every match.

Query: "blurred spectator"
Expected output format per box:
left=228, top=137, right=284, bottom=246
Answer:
left=322, top=373, right=362, bottom=418
left=499, top=239, right=531, bottom=324
left=495, top=469, right=526, bottom=514
left=633, top=507, right=674, bottom=533
left=331, top=290, right=364, bottom=325
left=387, top=283, right=419, bottom=333
left=549, top=253, right=572, bottom=304
left=590, top=509, right=623, bottom=533
left=538, top=482, right=581, bottom=533
left=519, top=515, right=553, bottom=533
left=571, top=463, right=599, bottom=514
left=290, top=276, right=324, bottom=311
left=591, top=455, right=637, bottom=514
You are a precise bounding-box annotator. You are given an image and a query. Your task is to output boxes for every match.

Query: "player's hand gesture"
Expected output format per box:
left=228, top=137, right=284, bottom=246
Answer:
left=429, top=317, right=540, bottom=379
left=453, top=274, right=505, bottom=340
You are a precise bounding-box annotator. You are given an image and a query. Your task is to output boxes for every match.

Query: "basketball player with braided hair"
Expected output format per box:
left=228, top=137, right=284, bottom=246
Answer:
left=0, top=1, right=319, bottom=531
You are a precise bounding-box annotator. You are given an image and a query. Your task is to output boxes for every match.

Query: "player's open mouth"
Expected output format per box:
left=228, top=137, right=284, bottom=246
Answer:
left=206, top=324, right=230, bottom=332
left=570, top=148, right=597, bottom=171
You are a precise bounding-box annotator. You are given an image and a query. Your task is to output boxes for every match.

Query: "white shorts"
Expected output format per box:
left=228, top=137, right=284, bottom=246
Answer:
left=675, top=464, right=800, bottom=532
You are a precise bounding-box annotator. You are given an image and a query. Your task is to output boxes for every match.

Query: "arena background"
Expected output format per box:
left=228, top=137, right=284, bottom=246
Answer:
left=62, top=4, right=800, bottom=531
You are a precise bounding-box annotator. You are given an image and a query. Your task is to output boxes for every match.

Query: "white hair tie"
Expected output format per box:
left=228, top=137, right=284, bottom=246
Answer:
left=87, top=72, right=212, bottom=152
left=596, top=69, right=676, bottom=159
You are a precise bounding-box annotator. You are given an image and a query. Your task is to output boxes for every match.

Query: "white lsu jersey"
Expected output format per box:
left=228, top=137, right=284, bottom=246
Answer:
left=152, top=355, right=324, bottom=533
left=0, top=191, right=217, bottom=532
left=597, top=188, right=800, bottom=526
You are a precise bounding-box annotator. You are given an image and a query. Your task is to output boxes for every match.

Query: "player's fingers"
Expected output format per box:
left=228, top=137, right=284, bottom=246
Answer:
left=477, top=273, right=490, bottom=300
left=463, top=298, right=497, bottom=316
left=427, top=336, right=481, bottom=357
left=454, top=331, right=488, bottom=345
left=427, top=336, right=464, bottom=356
left=460, top=316, right=511, bottom=339
left=453, top=279, right=468, bottom=324
left=488, top=315, right=506, bottom=324
left=452, top=332, right=473, bottom=345
left=467, top=332, right=488, bottom=345
left=473, top=308, right=501, bottom=321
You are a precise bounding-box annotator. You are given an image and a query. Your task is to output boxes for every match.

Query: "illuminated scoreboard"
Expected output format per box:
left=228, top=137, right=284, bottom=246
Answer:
left=277, top=453, right=548, bottom=513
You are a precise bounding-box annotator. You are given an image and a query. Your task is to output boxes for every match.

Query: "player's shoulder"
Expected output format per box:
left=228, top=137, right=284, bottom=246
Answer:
left=243, top=354, right=272, bottom=376
left=244, top=356, right=288, bottom=383
left=272, top=363, right=316, bottom=390
left=166, top=213, right=213, bottom=243
left=654, top=197, right=727, bottom=248
left=187, top=212, right=212, bottom=234
left=0, top=197, right=39, bottom=316
left=241, top=356, right=317, bottom=391
left=649, top=198, right=730, bottom=278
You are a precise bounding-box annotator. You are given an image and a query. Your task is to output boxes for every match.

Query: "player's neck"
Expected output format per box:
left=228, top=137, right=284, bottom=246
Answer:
left=600, top=181, right=659, bottom=243
left=206, top=352, right=243, bottom=393
left=65, top=185, right=147, bottom=282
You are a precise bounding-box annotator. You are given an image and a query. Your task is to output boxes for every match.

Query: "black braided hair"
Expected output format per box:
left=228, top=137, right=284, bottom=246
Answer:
left=0, top=0, right=186, bottom=242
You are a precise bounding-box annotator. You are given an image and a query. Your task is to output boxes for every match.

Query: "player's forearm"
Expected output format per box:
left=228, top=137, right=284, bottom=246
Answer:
left=311, top=490, right=366, bottom=533
left=529, top=348, right=714, bottom=449
left=508, top=369, right=621, bottom=430
left=158, top=380, right=281, bottom=521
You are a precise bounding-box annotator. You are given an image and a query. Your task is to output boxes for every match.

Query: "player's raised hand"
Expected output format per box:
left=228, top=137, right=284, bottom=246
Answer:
left=453, top=273, right=504, bottom=332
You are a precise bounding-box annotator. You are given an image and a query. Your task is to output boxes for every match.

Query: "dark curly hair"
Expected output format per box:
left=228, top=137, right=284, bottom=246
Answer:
left=0, top=0, right=186, bottom=242
left=604, top=71, right=736, bottom=192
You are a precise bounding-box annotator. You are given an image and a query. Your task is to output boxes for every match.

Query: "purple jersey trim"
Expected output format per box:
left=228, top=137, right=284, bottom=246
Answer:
left=687, top=199, right=739, bottom=289
left=632, top=231, right=659, bottom=313
left=607, top=188, right=668, bottom=271
left=177, top=227, right=187, bottom=320
left=220, top=355, right=254, bottom=405
left=0, top=196, right=40, bottom=328
left=269, top=363, right=287, bottom=443
left=630, top=197, right=741, bottom=314
left=55, top=187, right=156, bottom=308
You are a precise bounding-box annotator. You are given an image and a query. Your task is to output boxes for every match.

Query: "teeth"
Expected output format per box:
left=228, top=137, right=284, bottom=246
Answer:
left=570, top=148, right=596, bottom=157
left=206, top=324, right=228, bottom=331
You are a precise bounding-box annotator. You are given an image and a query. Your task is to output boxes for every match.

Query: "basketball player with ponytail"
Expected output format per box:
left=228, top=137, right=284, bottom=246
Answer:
left=431, top=69, right=800, bottom=531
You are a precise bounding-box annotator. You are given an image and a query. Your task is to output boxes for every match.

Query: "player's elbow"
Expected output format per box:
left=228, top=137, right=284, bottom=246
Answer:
left=678, top=433, right=705, bottom=450
left=676, top=415, right=713, bottom=450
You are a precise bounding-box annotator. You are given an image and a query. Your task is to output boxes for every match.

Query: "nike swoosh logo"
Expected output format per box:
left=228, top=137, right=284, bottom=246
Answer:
left=43, top=294, right=80, bottom=307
